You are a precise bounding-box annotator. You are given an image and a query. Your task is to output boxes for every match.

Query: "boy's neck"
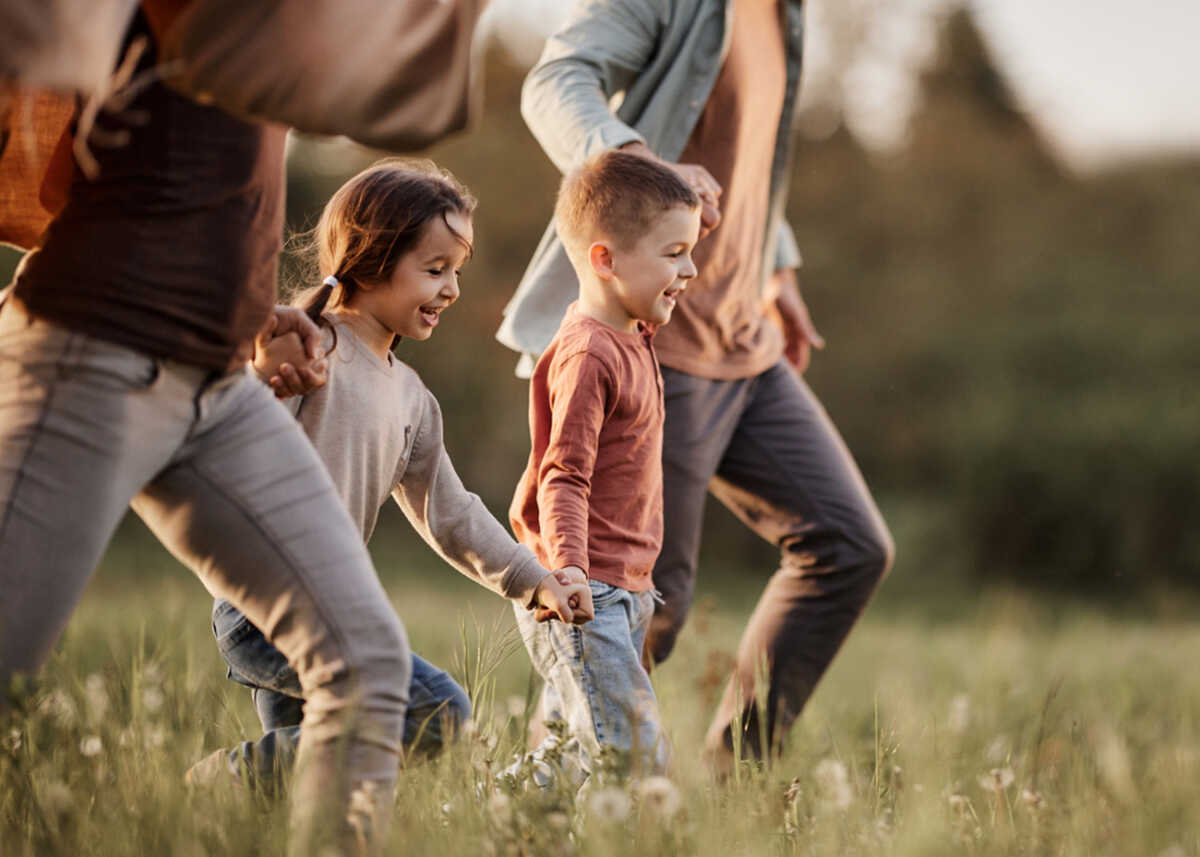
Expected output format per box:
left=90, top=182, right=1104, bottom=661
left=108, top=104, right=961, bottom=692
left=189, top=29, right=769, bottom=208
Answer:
left=576, top=277, right=639, bottom=334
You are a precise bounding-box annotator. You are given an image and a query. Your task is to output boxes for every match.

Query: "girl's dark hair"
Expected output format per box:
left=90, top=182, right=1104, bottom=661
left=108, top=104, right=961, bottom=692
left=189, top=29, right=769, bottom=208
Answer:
left=293, top=158, right=476, bottom=350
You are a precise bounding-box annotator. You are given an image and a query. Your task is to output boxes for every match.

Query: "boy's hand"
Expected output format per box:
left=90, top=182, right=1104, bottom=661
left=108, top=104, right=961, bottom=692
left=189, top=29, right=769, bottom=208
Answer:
left=532, top=566, right=594, bottom=625
left=253, top=308, right=328, bottom=398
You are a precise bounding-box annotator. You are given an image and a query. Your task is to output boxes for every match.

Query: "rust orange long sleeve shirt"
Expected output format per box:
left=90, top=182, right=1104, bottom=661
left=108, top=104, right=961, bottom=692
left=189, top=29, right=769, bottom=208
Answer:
left=509, top=303, right=664, bottom=592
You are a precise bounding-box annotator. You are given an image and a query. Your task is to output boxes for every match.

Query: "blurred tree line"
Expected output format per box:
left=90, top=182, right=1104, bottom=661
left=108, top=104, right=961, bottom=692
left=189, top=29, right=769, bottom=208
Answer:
left=3, top=10, right=1195, bottom=598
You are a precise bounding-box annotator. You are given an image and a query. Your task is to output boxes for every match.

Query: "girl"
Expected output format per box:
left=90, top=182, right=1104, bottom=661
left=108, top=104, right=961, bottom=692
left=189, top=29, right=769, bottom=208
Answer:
left=190, top=159, right=593, bottom=789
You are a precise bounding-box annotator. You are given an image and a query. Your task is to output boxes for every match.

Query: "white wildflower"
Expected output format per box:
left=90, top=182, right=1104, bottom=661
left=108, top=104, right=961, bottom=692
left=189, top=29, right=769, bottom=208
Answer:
left=142, top=686, right=165, bottom=713
left=1020, top=788, right=1044, bottom=809
left=6, top=727, right=21, bottom=752
left=587, top=786, right=631, bottom=822
left=505, top=695, right=527, bottom=719
left=977, top=767, right=1015, bottom=792
left=79, top=735, right=103, bottom=757
left=1095, top=726, right=1136, bottom=803
left=814, top=758, right=853, bottom=811
left=39, top=689, right=77, bottom=725
left=488, top=792, right=513, bottom=824
left=635, top=776, right=682, bottom=820
left=986, top=736, right=1008, bottom=763
left=144, top=725, right=166, bottom=749
left=84, top=674, right=109, bottom=720
left=947, top=693, right=970, bottom=735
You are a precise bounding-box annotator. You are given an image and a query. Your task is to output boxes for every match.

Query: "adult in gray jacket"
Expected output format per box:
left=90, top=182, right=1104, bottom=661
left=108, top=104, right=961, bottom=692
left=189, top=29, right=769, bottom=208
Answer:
left=497, top=0, right=894, bottom=769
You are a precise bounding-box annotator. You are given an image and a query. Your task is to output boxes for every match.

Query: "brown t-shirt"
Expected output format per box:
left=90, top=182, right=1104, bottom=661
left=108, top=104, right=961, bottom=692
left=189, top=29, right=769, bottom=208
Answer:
left=509, top=304, right=664, bottom=592
left=653, top=0, right=787, bottom=380
left=13, top=12, right=286, bottom=372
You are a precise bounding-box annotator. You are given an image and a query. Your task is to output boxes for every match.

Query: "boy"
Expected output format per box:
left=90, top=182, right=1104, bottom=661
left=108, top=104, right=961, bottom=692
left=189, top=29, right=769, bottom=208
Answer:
left=509, top=150, right=700, bottom=780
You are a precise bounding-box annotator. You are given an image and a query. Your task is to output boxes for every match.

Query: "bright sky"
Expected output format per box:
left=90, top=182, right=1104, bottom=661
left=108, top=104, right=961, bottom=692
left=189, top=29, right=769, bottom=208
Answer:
left=483, top=0, right=1200, bottom=172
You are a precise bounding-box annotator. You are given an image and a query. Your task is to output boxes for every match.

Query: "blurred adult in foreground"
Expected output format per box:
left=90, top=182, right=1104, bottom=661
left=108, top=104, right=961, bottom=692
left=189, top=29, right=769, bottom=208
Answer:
left=497, top=0, right=894, bottom=770
left=1, top=2, right=486, bottom=854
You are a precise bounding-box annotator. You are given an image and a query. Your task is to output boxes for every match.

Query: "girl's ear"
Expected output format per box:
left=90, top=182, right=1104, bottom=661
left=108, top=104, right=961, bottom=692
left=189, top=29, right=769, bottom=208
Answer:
left=587, top=242, right=615, bottom=280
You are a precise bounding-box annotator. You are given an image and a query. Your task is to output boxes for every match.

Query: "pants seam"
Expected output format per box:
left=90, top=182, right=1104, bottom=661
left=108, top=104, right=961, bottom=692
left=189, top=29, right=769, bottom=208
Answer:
left=179, top=458, right=357, bottom=686
left=0, top=333, right=75, bottom=547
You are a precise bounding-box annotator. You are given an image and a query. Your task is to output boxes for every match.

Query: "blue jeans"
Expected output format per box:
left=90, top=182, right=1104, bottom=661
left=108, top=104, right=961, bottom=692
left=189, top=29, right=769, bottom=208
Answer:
left=213, top=598, right=469, bottom=788
left=513, top=581, right=667, bottom=779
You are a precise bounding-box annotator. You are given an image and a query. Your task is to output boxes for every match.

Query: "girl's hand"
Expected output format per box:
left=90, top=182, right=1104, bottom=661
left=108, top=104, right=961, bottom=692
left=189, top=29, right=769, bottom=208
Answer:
left=532, top=566, right=594, bottom=625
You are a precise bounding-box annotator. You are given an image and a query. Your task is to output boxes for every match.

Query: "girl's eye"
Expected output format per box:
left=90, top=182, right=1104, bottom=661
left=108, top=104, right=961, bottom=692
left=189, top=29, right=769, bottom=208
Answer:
left=427, top=268, right=444, bottom=276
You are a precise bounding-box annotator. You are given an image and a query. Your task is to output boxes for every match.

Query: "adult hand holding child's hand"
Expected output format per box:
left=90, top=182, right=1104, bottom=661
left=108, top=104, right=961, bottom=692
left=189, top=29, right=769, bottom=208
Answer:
left=253, top=307, right=329, bottom=398
left=533, top=566, right=594, bottom=625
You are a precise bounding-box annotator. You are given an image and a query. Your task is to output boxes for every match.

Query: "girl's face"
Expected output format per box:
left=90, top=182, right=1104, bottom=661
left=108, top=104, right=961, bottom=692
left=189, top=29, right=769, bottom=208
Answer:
left=354, top=210, right=473, bottom=341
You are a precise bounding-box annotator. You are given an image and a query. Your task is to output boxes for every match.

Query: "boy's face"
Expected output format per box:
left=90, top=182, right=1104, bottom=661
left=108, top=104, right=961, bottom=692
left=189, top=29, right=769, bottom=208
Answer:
left=606, top=205, right=701, bottom=328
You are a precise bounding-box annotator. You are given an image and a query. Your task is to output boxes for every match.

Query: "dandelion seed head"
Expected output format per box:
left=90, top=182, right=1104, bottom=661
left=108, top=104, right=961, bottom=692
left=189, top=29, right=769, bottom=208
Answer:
left=6, top=727, right=21, bottom=752
left=488, top=792, right=513, bottom=824
left=814, top=758, right=853, bottom=810
left=986, top=736, right=1008, bottom=763
left=142, top=686, right=165, bottom=713
left=1020, top=788, right=1045, bottom=809
left=635, top=776, right=682, bottom=819
left=505, top=695, right=526, bottom=719
left=587, top=787, right=631, bottom=822
left=84, top=674, right=109, bottom=719
left=977, top=767, right=1015, bottom=792
left=40, top=689, right=77, bottom=725
left=79, top=735, right=103, bottom=757
left=947, top=693, right=970, bottom=735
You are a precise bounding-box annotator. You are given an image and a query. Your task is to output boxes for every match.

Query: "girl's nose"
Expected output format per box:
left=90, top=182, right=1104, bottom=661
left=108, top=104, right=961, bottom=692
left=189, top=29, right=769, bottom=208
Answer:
left=443, top=276, right=461, bottom=302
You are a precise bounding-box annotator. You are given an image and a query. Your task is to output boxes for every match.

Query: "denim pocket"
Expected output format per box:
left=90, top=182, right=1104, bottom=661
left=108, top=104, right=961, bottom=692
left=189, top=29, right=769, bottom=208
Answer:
left=588, top=580, right=627, bottom=610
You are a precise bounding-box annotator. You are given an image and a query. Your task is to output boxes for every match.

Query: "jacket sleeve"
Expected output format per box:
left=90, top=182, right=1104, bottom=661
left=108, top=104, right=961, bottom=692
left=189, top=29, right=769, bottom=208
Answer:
left=773, top=219, right=803, bottom=272
left=520, top=0, right=666, bottom=173
left=392, top=389, right=549, bottom=604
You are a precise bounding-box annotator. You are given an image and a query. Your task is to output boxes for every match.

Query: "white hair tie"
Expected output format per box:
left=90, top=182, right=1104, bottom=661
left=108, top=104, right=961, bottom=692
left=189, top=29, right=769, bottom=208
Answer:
left=322, top=275, right=340, bottom=288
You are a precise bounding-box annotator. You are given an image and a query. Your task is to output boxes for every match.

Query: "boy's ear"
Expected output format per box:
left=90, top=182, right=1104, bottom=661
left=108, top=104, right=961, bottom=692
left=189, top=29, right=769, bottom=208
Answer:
left=587, top=242, right=615, bottom=280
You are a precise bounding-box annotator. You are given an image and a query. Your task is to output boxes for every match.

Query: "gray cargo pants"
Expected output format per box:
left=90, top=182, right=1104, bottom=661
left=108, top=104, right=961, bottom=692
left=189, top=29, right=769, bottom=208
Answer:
left=0, top=296, right=410, bottom=855
left=647, top=361, right=894, bottom=760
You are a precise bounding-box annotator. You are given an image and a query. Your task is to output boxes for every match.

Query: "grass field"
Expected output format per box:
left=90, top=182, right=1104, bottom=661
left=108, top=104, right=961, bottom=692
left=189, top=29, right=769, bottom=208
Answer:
left=2, top=522, right=1197, bottom=857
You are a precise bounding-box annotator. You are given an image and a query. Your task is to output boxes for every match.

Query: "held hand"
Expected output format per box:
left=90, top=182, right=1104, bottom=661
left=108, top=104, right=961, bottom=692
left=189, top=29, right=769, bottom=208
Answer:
left=621, top=141, right=722, bottom=237
left=253, top=308, right=329, bottom=398
left=770, top=268, right=825, bottom=374
left=532, top=566, right=594, bottom=625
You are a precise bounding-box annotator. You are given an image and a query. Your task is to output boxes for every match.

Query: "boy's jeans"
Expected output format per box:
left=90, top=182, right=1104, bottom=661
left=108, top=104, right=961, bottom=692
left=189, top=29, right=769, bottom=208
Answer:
left=513, top=580, right=667, bottom=778
left=212, top=598, right=470, bottom=786
left=0, top=296, right=409, bottom=855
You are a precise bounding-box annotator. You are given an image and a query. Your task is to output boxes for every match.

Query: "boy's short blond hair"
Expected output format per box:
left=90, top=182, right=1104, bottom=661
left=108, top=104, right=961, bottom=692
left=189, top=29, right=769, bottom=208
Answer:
left=555, top=150, right=699, bottom=262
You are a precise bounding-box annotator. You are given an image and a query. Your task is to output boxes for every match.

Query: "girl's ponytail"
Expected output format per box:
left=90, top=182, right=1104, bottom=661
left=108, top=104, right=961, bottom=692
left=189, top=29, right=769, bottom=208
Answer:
left=295, top=274, right=341, bottom=352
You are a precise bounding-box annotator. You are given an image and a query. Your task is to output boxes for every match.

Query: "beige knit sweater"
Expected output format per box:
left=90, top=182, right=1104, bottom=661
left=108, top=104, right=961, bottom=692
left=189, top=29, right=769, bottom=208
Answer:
left=289, top=321, right=549, bottom=604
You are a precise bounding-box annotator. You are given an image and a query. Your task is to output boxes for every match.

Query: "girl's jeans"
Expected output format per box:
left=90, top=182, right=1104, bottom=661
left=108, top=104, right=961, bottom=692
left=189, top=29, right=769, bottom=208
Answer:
left=212, top=598, right=470, bottom=786
left=0, top=296, right=410, bottom=855
left=513, top=580, right=667, bottom=779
